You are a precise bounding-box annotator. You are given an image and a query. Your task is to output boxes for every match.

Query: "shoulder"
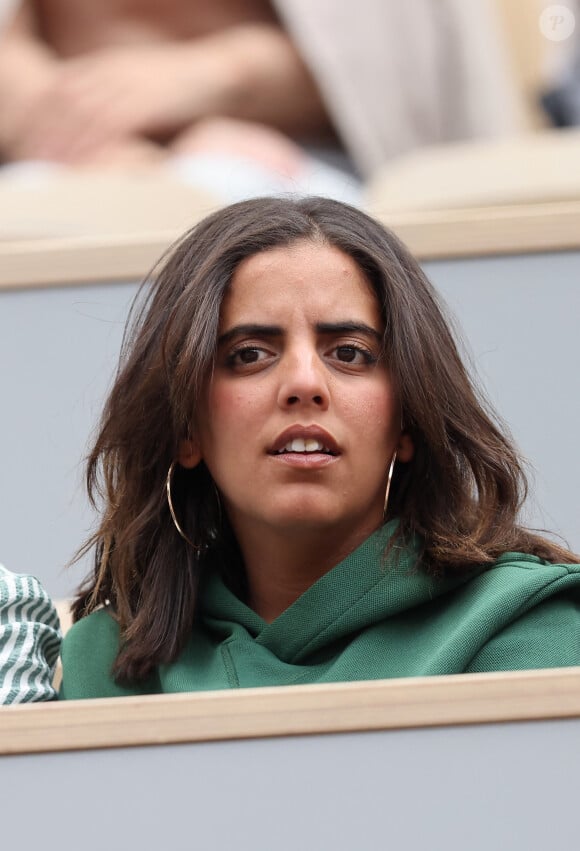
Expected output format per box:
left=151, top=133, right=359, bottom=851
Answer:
left=60, top=607, right=126, bottom=699
left=62, top=606, right=121, bottom=654
left=0, top=564, right=61, bottom=704
left=60, top=607, right=157, bottom=699
left=477, top=552, right=580, bottom=599
left=465, top=553, right=580, bottom=673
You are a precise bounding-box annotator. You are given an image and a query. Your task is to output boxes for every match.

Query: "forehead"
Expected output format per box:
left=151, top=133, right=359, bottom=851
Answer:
left=220, top=240, right=381, bottom=327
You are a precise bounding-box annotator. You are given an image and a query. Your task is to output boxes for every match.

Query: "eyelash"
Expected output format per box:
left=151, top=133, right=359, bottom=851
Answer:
left=226, top=346, right=269, bottom=367
left=333, top=344, right=378, bottom=365
left=225, top=343, right=378, bottom=368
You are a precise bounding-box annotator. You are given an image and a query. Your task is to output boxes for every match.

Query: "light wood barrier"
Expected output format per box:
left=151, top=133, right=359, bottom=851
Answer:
left=2, top=148, right=580, bottom=289
left=2, top=671, right=580, bottom=851
left=2, top=198, right=580, bottom=288
left=3, top=668, right=580, bottom=756
left=0, top=170, right=219, bottom=289
left=366, top=129, right=580, bottom=217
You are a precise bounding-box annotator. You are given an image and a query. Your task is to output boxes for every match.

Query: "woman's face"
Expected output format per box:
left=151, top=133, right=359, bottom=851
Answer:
left=182, top=239, right=413, bottom=543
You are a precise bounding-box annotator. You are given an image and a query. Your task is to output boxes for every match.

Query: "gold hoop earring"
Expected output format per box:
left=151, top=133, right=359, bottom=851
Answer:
left=383, top=451, right=397, bottom=518
left=166, top=460, right=199, bottom=550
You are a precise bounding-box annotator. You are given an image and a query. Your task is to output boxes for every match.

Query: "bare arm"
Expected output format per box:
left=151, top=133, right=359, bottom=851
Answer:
left=5, top=20, right=333, bottom=164
left=199, top=22, right=332, bottom=137
left=0, top=0, right=60, bottom=158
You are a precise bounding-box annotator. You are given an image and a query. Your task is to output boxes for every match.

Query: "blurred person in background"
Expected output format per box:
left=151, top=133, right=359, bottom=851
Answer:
left=0, top=0, right=523, bottom=199
left=0, top=0, right=331, bottom=177
left=0, top=563, right=61, bottom=704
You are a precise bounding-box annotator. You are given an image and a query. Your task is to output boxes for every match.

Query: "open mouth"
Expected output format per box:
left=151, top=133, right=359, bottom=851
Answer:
left=271, top=438, right=338, bottom=456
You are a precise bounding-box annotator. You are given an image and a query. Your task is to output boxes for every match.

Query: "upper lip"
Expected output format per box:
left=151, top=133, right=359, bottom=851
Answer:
left=268, top=425, right=340, bottom=455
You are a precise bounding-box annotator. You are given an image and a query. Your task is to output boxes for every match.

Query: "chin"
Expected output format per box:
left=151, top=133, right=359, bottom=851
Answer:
left=263, top=499, right=357, bottom=533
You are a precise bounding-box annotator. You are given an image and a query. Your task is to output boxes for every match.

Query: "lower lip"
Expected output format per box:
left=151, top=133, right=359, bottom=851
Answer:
left=269, top=452, right=339, bottom=469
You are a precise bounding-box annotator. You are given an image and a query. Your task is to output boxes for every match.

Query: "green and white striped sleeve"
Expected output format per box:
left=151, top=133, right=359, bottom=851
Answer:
left=0, top=565, right=62, bottom=704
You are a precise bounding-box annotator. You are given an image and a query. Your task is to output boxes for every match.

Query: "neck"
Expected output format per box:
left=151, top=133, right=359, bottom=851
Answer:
left=233, top=519, right=381, bottom=622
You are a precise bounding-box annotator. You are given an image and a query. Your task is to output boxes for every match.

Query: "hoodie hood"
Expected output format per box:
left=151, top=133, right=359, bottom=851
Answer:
left=200, top=522, right=473, bottom=665
left=60, top=522, right=580, bottom=698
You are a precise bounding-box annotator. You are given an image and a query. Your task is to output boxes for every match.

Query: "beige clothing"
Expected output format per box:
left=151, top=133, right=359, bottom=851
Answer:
left=274, top=0, right=525, bottom=177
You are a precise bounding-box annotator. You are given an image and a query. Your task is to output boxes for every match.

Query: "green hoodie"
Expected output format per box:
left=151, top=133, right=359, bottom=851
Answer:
left=60, top=525, right=580, bottom=699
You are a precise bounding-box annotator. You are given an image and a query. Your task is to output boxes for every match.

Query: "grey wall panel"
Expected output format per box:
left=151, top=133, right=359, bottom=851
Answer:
left=0, top=282, right=137, bottom=597
left=2, top=717, right=579, bottom=850
left=425, top=251, right=580, bottom=552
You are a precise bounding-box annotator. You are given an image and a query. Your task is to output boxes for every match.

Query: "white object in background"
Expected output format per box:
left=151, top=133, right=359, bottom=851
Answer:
left=169, top=152, right=363, bottom=207
left=0, top=0, right=19, bottom=31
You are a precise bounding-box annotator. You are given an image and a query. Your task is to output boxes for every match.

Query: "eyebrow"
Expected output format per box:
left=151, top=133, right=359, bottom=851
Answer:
left=217, top=321, right=383, bottom=347
left=317, top=322, right=383, bottom=343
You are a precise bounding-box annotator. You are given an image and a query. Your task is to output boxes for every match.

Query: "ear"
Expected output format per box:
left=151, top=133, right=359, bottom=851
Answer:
left=177, top=438, right=202, bottom=469
left=396, top=431, right=414, bottom=463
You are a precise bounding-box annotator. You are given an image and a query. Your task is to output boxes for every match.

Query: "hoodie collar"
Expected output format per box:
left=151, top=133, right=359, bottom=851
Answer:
left=201, top=523, right=474, bottom=664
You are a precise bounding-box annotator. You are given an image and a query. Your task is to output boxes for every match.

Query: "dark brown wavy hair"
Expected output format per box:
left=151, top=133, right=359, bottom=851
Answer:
left=72, top=196, right=577, bottom=683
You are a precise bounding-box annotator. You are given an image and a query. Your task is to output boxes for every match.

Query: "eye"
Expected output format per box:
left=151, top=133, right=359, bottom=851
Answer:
left=226, top=346, right=272, bottom=368
left=237, top=347, right=262, bottom=364
left=333, top=344, right=377, bottom=365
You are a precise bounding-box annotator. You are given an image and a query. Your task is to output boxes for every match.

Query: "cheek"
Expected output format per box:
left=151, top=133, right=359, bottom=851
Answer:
left=342, top=381, right=398, bottom=443
left=212, top=383, right=263, bottom=420
left=201, top=381, right=265, bottom=454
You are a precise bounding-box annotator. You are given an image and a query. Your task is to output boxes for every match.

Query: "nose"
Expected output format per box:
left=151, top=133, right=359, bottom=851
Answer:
left=276, top=348, right=330, bottom=410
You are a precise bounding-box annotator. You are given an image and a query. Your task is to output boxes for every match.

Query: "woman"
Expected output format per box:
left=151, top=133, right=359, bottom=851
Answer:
left=60, top=196, right=580, bottom=699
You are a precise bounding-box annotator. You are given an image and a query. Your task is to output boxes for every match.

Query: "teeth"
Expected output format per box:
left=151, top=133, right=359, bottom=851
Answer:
left=280, top=438, right=326, bottom=453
